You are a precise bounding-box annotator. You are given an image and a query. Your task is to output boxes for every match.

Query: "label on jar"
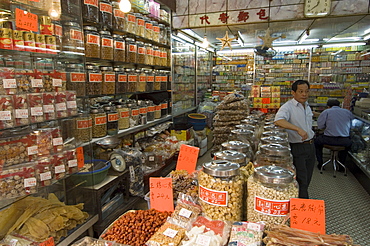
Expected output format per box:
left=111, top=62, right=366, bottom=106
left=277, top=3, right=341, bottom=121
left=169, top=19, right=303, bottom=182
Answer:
left=52, top=79, right=62, bottom=87
left=77, top=119, right=90, bottom=129
left=139, top=75, right=146, bottom=82
left=95, top=115, right=107, bottom=125
left=53, top=24, right=63, bottom=37
left=89, top=118, right=93, bottom=127
left=131, top=109, right=139, bottom=116
left=31, top=79, right=43, bottom=88
left=138, top=47, right=145, bottom=54
left=147, top=75, right=154, bottom=82
left=120, top=111, right=129, bottom=118
left=155, top=105, right=161, bottom=111
left=24, top=177, right=37, bottom=188
left=84, top=0, right=98, bottom=7
left=13, top=30, right=24, bottom=51
left=146, top=47, right=153, bottom=56
left=68, top=159, right=78, bottom=167
left=137, top=18, right=145, bottom=26
left=153, top=25, right=160, bottom=33
left=127, top=14, right=135, bottom=23
left=129, top=44, right=137, bottom=53
left=60, top=72, right=67, bottom=82
left=71, top=29, right=83, bottom=41
left=148, top=106, right=155, bottom=112
left=179, top=208, right=192, bottom=218
left=15, top=109, right=29, bottom=119
left=139, top=107, right=147, bottom=114
left=145, top=22, right=152, bottom=30
left=118, top=74, right=127, bottom=82
left=0, top=28, right=13, bottom=49
left=31, top=106, right=43, bottom=116
left=71, top=73, right=86, bottom=82
left=199, top=185, right=228, bottom=206
left=46, top=36, right=57, bottom=52
left=89, top=73, right=102, bottom=82
left=67, top=101, right=77, bottom=109
left=43, top=104, right=55, bottom=113
left=53, top=137, right=63, bottom=146
left=163, top=228, right=178, bottom=238
left=28, top=145, right=38, bottom=155
left=161, top=103, right=167, bottom=109
left=55, top=102, right=67, bottom=111
left=102, top=38, right=113, bottom=47
left=0, top=111, right=11, bottom=120
left=3, top=79, right=17, bottom=88
left=108, top=113, right=118, bottom=122
left=128, top=75, right=137, bottom=82
left=87, top=34, right=100, bottom=44
left=40, top=171, right=52, bottom=181
left=115, top=41, right=124, bottom=50
left=254, top=196, right=290, bottom=216
left=104, top=74, right=115, bottom=82
left=114, top=9, right=125, bottom=18
left=55, top=164, right=66, bottom=174
left=155, top=76, right=161, bottom=82
left=161, top=51, right=167, bottom=58
left=154, top=49, right=160, bottom=57
left=100, top=2, right=112, bottom=13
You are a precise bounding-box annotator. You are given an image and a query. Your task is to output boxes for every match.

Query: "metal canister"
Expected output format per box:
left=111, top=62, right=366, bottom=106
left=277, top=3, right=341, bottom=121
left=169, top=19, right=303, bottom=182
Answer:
left=23, top=31, right=35, bottom=52
left=0, top=22, right=13, bottom=50
left=40, top=16, right=53, bottom=35
left=12, top=30, right=24, bottom=51
left=214, top=150, right=247, bottom=166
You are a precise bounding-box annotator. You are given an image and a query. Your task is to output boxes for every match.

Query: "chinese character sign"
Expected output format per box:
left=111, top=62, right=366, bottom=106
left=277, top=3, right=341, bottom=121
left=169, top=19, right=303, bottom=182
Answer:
left=176, top=144, right=199, bottom=174
left=149, top=177, right=174, bottom=212
left=290, top=198, right=326, bottom=234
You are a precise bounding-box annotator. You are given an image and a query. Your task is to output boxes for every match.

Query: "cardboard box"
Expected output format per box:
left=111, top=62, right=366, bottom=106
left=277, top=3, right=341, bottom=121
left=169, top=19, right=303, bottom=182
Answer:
left=171, top=129, right=191, bottom=141
left=199, top=145, right=207, bottom=156
left=200, top=137, right=208, bottom=148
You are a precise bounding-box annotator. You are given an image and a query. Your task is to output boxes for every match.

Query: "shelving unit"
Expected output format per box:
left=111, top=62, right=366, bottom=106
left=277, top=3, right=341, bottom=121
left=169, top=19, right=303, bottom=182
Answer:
left=196, top=47, right=212, bottom=103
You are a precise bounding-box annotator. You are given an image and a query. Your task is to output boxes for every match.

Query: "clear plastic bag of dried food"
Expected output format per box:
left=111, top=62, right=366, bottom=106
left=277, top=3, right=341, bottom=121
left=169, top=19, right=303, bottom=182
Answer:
left=228, top=221, right=264, bottom=246
left=216, top=100, right=249, bottom=110
left=221, top=93, right=245, bottom=104
left=146, top=221, right=186, bottom=246
left=213, top=120, right=241, bottom=127
left=212, top=126, right=234, bottom=134
left=168, top=193, right=202, bottom=230
left=216, top=109, right=247, bottom=115
left=191, top=216, right=232, bottom=246
left=72, top=236, right=125, bottom=246
left=214, top=114, right=245, bottom=122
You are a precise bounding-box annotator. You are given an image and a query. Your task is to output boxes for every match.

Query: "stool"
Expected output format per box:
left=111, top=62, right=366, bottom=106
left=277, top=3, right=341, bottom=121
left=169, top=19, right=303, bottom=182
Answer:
left=320, top=145, right=347, bottom=177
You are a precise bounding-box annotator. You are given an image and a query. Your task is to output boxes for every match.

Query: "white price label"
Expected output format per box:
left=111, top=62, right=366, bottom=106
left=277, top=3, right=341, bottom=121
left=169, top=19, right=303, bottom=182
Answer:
left=55, top=164, right=66, bottom=174
left=31, top=106, right=43, bottom=116
left=53, top=137, right=63, bottom=146
left=31, top=79, right=43, bottom=87
left=43, top=104, right=55, bottom=113
left=247, top=222, right=263, bottom=231
left=179, top=208, right=192, bottom=218
left=52, top=79, right=63, bottom=87
left=195, top=235, right=211, bottom=246
left=24, top=177, right=37, bottom=187
left=56, top=102, right=67, bottom=111
left=15, top=109, right=29, bottom=119
left=129, top=166, right=135, bottom=182
left=68, top=159, right=78, bottom=167
left=149, top=156, right=155, bottom=162
left=67, top=101, right=77, bottom=109
left=0, top=111, right=12, bottom=120
left=40, top=171, right=52, bottom=181
left=3, top=79, right=17, bottom=88
left=27, top=145, right=38, bottom=155
left=163, top=228, right=178, bottom=238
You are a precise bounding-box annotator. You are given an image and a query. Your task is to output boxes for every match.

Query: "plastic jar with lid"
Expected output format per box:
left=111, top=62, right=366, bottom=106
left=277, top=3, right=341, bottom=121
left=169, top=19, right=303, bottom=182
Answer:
left=154, top=104, right=161, bottom=119
left=159, top=24, right=166, bottom=44
left=86, top=65, right=102, bottom=95
left=214, top=150, right=247, bottom=166
left=247, top=166, right=298, bottom=227
left=99, top=0, right=113, bottom=29
left=160, top=47, right=168, bottom=67
left=138, top=69, right=146, bottom=92
left=130, top=105, right=139, bottom=127
left=101, top=66, right=116, bottom=94
left=154, top=70, right=161, bottom=91
left=161, top=70, right=168, bottom=90
left=166, top=47, right=171, bottom=67
left=112, top=1, right=126, bottom=30
left=254, top=144, right=294, bottom=173
left=136, top=13, right=145, bottom=37
left=143, top=43, right=152, bottom=65
left=66, top=63, right=86, bottom=96
left=145, top=69, right=154, bottom=92
left=221, top=141, right=253, bottom=163
left=126, top=69, right=137, bottom=92
left=75, top=112, right=92, bottom=143
left=137, top=41, right=146, bottom=64
left=151, top=21, right=160, bottom=42
left=104, top=105, right=119, bottom=135
left=125, top=12, right=136, bottom=34
left=82, top=0, right=99, bottom=24
left=113, top=34, right=125, bottom=62
left=61, top=0, right=80, bottom=16
left=152, top=45, right=160, bottom=66
left=116, top=104, right=130, bottom=129
left=90, top=107, right=107, bottom=138
left=165, top=26, right=171, bottom=46
left=144, top=17, right=152, bottom=40
left=126, top=38, right=137, bottom=63
left=199, top=160, right=243, bottom=221
left=146, top=101, right=155, bottom=121
left=84, top=26, right=100, bottom=58
left=100, top=30, right=114, bottom=60
left=62, top=22, right=84, bottom=53
left=115, top=67, right=127, bottom=93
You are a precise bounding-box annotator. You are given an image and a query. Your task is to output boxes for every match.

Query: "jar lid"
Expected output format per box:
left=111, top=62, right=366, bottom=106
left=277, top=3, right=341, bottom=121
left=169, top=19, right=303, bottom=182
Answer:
left=126, top=37, right=135, bottom=42
left=84, top=26, right=98, bottom=31
left=203, top=160, right=240, bottom=177
left=262, top=131, right=288, bottom=139
left=260, top=143, right=291, bottom=156
left=145, top=43, right=152, bottom=47
left=64, top=21, right=80, bottom=27
left=264, top=124, right=284, bottom=131
left=231, top=129, right=254, bottom=136
left=241, top=118, right=260, bottom=125
left=100, top=30, right=112, bottom=35
left=135, top=13, right=143, bottom=18
left=113, top=34, right=123, bottom=39
left=235, top=124, right=256, bottom=130
left=260, top=136, right=288, bottom=145
left=254, top=166, right=294, bottom=184
left=100, top=66, right=113, bottom=71
left=214, top=150, right=246, bottom=163
left=137, top=41, right=144, bottom=45
left=125, top=68, right=132, bottom=72
left=114, top=67, right=124, bottom=72
left=158, top=24, right=165, bottom=27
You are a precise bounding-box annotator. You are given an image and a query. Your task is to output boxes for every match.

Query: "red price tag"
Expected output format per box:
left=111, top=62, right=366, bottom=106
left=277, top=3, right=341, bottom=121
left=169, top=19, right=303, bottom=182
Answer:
left=149, top=177, right=174, bottom=212
left=176, top=144, right=199, bottom=174
left=290, top=198, right=326, bottom=235
left=15, top=8, right=38, bottom=32
left=39, top=237, right=54, bottom=246
left=262, top=98, right=271, bottom=104
left=76, top=147, right=84, bottom=168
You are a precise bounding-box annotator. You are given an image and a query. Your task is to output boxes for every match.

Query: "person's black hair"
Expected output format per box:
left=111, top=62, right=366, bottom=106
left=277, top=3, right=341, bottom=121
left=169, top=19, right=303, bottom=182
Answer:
left=292, top=80, right=310, bottom=92
left=327, top=99, right=340, bottom=107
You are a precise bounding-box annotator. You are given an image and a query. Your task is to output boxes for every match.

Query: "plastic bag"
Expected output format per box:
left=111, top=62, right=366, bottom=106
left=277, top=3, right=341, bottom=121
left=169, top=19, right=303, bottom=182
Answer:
left=168, top=193, right=201, bottom=230
left=228, top=221, right=264, bottom=246
left=191, top=216, right=231, bottom=246
left=72, top=236, right=126, bottom=246
left=181, top=226, right=223, bottom=246
left=146, top=221, right=186, bottom=246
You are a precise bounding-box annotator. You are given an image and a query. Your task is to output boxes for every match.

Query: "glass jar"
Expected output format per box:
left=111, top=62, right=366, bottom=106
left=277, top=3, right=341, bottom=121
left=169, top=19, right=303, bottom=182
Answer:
left=75, top=112, right=92, bottom=143
left=214, top=150, right=247, bottom=166
left=154, top=104, right=161, bottom=119
left=151, top=21, right=159, bottom=42
left=161, top=99, right=168, bottom=117
left=254, top=144, right=294, bottom=173
left=104, top=105, right=119, bottom=135
left=115, top=67, right=127, bottom=93
left=52, top=21, right=63, bottom=52
left=167, top=48, right=171, bottom=67
left=61, top=0, right=80, bottom=16
left=126, top=68, right=137, bottom=92
left=101, top=66, right=116, bottom=95
left=100, top=30, right=114, bottom=60
left=86, top=64, right=102, bottom=95
left=161, top=70, right=168, bottom=91
left=137, top=41, right=146, bottom=64
left=139, top=104, right=147, bottom=125
left=90, top=107, right=107, bottom=138
left=116, top=104, right=130, bottom=129
left=231, top=129, right=258, bottom=154
left=247, top=166, right=298, bottom=227
left=144, top=17, right=152, bottom=40
left=113, top=1, right=126, bottom=30
left=154, top=70, right=161, bottom=91
left=130, top=106, right=139, bottom=127
left=260, top=136, right=290, bottom=148
left=66, top=63, right=85, bottom=97
left=82, top=0, right=99, bottom=24
left=62, top=22, right=84, bottom=53
left=221, top=141, right=253, bottom=163
left=262, top=130, right=289, bottom=140
left=159, top=24, right=166, bottom=44
left=126, top=38, right=137, bottom=63
left=125, top=12, right=136, bottom=34
left=113, top=34, right=125, bottom=62
left=145, top=43, right=153, bottom=65
left=165, top=26, right=171, bottom=46
left=147, top=101, right=155, bottom=122
left=84, top=26, right=100, bottom=58
left=99, top=0, right=113, bottom=29
left=153, top=45, right=160, bottom=66
left=138, top=69, right=146, bottom=92
left=199, top=160, right=243, bottom=221
left=145, top=69, right=154, bottom=92
left=160, top=47, right=168, bottom=67
left=136, top=13, right=145, bottom=37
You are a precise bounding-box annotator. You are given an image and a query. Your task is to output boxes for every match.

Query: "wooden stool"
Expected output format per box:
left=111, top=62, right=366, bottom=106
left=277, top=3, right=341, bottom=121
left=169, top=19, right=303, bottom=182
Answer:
left=320, top=145, right=347, bottom=177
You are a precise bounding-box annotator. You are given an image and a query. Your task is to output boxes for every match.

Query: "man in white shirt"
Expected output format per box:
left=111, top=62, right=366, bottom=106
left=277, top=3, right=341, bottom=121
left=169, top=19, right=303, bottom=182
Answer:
left=275, top=80, right=315, bottom=199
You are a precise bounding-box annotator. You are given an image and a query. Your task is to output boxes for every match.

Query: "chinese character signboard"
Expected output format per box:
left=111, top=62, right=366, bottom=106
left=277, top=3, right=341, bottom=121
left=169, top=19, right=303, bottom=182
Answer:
left=149, top=177, right=174, bottom=212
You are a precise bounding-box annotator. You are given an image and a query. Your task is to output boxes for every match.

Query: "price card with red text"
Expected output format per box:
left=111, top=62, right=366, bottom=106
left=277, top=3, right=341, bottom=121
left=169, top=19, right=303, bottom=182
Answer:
left=15, top=8, right=38, bottom=32
left=290, top=198, right=326, bottom=234
left=176, top=144, right=199, bottom=174
left=149, top=177, right=174, bottom=212
left=76, top=147, right=84, bottom=168
left=39, top=237, right=54, bottom=246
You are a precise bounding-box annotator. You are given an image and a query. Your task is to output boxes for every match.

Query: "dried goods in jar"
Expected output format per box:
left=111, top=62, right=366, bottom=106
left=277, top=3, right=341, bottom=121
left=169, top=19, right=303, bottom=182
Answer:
left=104, top=105, right=118, bottom=135
left=101, top=66, right=116, bottom=94
left=84, top=26, right=100, bottom=58
left=90, top=108, right=107, bottom=138
left=99, top=0, right=113, bottom=29
left=113, top=34, right=125, bottom=62
left=136, top=13, right=145, bottom=37
left=126, top=38, right=137, bottom=63
left=154, top=104, right=161, bottom=119
left=75, top=114, right=92, bottom=143
left=137, top=41, right=146, bottom=64
left=113, top=1, right=125, bottom=30
left=152, top=21, right=160, bottom=42
left=137, top=69, right=146, bottom=92
left=115, top=67, right=127, bottom=93
left=125, top=12, right=136, bottom=34
left=66, top=64, right=86, bottom=97
left=127, top=69, right=137, bottom=92
left=87, top=65, right=102, bottom=95
left=62, top=22, right=84, bottom=53
left=144, top=17, right=152, bottom=39
left=100, top=30, right=113, bottom=60
left=116, top=106, right=129, bottom=129
left=61, top=0, right=80, bottom=16
left=130, top=107, right=139, bottom=127
left=82, top=0, right=99, bottom=24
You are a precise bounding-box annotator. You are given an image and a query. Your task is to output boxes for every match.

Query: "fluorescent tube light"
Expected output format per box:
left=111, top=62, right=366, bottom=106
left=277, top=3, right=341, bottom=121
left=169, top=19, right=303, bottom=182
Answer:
left=217, top=49, right=254, bottom=54
left=363, top=33, right=370, bottom=40
left=298, top=33, right=308, bottom=44
left=177, top=33, right=194, bottom=43
left=182, top=29, right=203, bottom=41
left=364, top=28, right=370, bottom=35
left=323, top=42, right=366, bottom=47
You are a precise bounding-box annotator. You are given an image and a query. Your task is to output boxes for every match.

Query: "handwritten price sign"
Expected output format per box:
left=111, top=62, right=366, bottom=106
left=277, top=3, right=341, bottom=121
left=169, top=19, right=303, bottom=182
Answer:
left=176, top=144, right=199, bottom=174
left=15, top=8, right=38, bottom=32
left=149, top=177, right=174, bottom=212
left=76, top=147, right=85, bottom=168
left=290, top=198, right=326, bottom=234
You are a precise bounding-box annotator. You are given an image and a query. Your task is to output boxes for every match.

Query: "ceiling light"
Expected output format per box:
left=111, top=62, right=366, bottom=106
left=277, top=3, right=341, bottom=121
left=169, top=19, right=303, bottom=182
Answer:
left=177, top=33, right=194, bottom=43
left=298, top=32, right=308, bottom=44
left=201, top=35, right=209, bottom=48
left=363, top=33, right=370, bottom=40
left=237, top=31, right=244, bottom=47
left=323, top=42, right=366, bottom=47
left=182, top=29, right=203, bottom=41
left=329, top=37, right=362, bottom=42
left=217, top=48, right=254, bottom=54
left=364, top=28, right=370, bottom=35
left=119, top=0, right=131, bottom=13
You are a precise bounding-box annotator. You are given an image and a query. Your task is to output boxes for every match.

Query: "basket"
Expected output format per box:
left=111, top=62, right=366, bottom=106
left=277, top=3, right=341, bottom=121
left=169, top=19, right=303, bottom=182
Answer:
left=188, top=113, right=207, bottom=131
left=69, top=159, right=111, bottom=187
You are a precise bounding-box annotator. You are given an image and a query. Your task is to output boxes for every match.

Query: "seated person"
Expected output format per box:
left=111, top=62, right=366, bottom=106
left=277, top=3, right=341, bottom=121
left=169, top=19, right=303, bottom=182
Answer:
left=315, top=99, right=353, bottom=170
